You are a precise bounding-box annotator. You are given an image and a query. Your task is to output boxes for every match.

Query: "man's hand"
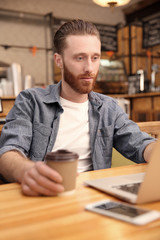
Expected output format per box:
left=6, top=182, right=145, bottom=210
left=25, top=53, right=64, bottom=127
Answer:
left=21, top=161, right=64, bottom=196
left=143, top=141, right=157, bottom=163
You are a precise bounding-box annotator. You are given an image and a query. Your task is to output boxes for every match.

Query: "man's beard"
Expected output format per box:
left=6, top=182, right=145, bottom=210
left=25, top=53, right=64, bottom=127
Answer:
left=63, top=63, right=98, bottom=94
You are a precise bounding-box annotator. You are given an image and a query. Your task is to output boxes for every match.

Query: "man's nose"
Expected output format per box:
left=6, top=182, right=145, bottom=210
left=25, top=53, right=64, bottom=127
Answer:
left=84, top=59, right=93, bottom=73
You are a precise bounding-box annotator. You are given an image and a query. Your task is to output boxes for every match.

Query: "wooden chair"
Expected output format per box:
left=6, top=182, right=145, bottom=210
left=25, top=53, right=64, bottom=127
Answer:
left=0, top=124, right=5, bottom=184
left=0, top=125, right=3, bottom=136
left=112, top=121, right=160, bottom=167
left=137, top=121, right=160, bottom=139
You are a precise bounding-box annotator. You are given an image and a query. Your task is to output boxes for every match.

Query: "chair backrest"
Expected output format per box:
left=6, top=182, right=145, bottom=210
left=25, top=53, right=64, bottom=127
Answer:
left=0, top=124, right=3, bottom=136
left=0, top=123, right=4, bottom=133
left=137, top=121, right=160, bottom=139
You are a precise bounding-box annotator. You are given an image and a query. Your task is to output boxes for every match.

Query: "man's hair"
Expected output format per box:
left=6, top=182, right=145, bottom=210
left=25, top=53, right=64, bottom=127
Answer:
left=54, top=19, right=100, bottom=54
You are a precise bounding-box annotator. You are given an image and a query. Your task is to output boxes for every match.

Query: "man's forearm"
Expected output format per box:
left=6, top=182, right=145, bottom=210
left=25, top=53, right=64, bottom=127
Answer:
left=0, top=151, right=64, bottom=196
left=0, top=151, right=34, bottom=183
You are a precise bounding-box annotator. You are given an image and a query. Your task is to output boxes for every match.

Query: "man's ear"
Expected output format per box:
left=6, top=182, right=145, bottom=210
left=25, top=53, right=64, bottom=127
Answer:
left=54, top=53, right=63, bottom=69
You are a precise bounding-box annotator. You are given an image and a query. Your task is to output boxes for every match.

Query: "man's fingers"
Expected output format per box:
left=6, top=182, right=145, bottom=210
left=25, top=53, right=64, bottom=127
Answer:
left=22, top=176, right=64, bottom=196
left=35, top=162, right=63, bottom=183
left=21, top=184, right=39, bottom=196
left=21, top=162, right=64, bottom=196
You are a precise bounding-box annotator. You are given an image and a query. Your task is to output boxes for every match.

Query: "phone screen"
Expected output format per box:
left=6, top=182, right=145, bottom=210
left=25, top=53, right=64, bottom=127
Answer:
left=95, top=202, right=148, bottom=218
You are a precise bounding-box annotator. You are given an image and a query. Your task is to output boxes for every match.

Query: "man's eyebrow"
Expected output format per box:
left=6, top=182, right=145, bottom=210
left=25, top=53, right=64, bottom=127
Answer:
left=73, top=52, right=101, bottom=56
left=94, top=53, right=101, bottom=56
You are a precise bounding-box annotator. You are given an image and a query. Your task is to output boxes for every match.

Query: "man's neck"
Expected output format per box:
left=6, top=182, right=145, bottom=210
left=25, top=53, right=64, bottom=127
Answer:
left=60, top=81, right=88, bottom=103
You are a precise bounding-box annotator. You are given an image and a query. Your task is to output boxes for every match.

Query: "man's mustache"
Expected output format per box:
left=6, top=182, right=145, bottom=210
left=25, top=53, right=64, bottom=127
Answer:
left=79, top=74, right=96, bottom=78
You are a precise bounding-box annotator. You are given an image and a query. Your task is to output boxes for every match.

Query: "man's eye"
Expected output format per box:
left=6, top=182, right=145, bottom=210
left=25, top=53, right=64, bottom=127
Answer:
left=77, top=56, right=83, bottom=61
left=93, top=56, right=99, bottom=61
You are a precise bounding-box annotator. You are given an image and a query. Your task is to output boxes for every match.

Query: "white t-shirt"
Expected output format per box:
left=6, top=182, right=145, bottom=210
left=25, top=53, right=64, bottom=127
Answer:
left=52, top=97, right=92, bottom=172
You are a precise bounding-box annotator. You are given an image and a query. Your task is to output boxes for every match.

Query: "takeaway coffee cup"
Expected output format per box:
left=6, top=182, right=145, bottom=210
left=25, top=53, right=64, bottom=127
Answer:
left=45, top=150, right=79, bottom=195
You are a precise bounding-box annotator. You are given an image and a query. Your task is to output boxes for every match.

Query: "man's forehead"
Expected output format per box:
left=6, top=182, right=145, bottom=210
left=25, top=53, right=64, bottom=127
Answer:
left=66, top=34, right=100, bottom=42
left=65, top=34, right=101, bottom=51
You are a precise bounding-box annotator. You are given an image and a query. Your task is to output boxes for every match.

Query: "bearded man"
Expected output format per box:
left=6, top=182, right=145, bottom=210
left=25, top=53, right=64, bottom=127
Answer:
left=0, top=20, right=155, bottom=196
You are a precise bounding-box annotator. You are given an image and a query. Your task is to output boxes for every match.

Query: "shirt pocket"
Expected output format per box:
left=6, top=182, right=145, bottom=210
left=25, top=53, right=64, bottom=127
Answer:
left=29, top=122, right=52, bottom=160
left=96, top=126, right=114, bottom=157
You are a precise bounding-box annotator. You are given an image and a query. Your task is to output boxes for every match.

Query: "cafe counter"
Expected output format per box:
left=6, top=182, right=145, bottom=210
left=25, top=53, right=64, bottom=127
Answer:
left=1, top=91, right=160, bottom=122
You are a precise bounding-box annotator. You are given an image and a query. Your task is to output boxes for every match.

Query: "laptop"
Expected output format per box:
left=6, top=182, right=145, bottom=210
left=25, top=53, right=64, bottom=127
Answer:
left=85, top=140, right=160, bottom=204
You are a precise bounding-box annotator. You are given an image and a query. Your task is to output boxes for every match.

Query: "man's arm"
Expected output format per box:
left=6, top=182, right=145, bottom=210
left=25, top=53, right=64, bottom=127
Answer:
left=0, top=151, right=64, bottom=196
left=143, top=141, right=157, bottom=163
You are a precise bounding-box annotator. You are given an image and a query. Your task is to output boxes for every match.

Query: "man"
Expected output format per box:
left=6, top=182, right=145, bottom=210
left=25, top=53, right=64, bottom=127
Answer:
left=0, top=19, right=156, bottom=196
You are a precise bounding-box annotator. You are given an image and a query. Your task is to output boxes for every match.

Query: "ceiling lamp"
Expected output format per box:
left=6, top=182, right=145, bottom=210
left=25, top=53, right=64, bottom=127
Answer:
left=92, top=0, right=131, bottom=8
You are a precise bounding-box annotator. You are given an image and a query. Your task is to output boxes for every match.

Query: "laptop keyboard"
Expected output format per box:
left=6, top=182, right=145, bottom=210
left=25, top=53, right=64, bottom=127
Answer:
left=113, top=182, right=141, bottom=194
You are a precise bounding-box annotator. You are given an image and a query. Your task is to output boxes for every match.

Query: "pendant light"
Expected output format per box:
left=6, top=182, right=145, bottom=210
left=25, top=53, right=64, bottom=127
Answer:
left=92, top=0, right=131, bottom=8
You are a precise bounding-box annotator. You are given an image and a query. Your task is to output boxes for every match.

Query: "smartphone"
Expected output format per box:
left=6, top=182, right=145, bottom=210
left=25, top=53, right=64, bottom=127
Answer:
left=85, top=199, right=160, bottom=225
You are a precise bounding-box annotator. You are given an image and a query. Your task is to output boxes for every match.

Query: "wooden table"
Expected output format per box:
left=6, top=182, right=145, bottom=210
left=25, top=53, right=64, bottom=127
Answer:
left=0, top=164, right=160, bottom=240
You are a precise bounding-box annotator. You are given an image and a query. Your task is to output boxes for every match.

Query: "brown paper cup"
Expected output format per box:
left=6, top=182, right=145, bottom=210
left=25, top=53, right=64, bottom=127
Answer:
left=45, top=150, right=79, bottom=195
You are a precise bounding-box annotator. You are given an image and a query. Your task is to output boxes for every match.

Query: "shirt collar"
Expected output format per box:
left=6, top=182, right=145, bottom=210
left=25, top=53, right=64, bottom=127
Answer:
left=42, top=81, right=61, bottom=104
left=89, top=91, right=103, bottom=107
left=42, top=81, right=103, bottom=108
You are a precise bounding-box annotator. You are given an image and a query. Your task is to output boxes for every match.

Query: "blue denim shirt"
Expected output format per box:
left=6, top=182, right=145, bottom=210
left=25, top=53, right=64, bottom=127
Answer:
left=0, top=82, right=155, bottom=170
